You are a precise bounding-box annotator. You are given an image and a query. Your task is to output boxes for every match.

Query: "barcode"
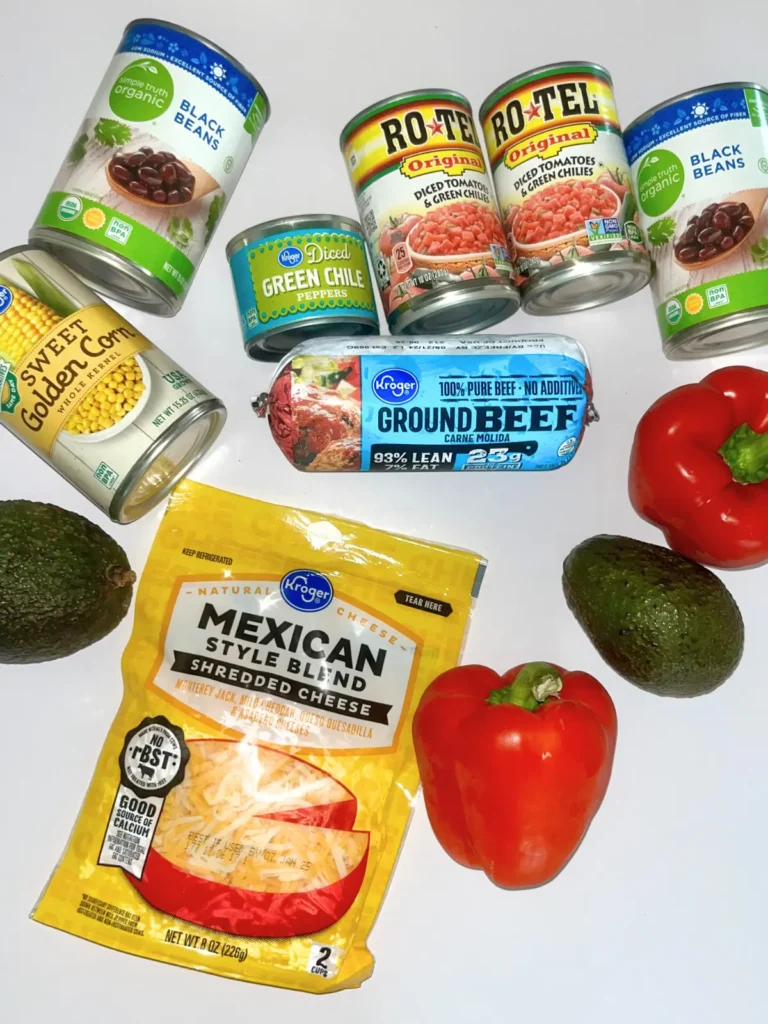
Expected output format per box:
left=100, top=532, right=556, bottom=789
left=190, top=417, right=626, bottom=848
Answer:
left=363, top=209, right=377, bottom=236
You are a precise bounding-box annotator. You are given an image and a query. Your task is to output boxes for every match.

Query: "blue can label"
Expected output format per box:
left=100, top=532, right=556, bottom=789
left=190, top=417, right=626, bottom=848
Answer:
left=228, top=226, right=379, bottom=349
left=265, top=336, right=593, bottom=472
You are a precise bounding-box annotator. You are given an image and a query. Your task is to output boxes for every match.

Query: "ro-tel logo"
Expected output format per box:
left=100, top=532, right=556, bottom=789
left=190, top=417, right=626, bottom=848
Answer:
left=278, top=246, right=304, bottom=269
left=488, top=78, right=602, bottom=148
left=280, top=569, right=334, bottom=613
left=372, top=368, right=420, bottom=405
left=380, top=105, right=480, bottom=156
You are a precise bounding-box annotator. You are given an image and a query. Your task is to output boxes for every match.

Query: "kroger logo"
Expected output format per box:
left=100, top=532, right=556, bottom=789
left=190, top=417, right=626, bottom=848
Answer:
left=280, top=569, right=333, bottom=613
left=278, top=246, right=303, bottom=269
left=0, top=286, right=13, bottom=316
left=372, top=368, right=419, bottom=405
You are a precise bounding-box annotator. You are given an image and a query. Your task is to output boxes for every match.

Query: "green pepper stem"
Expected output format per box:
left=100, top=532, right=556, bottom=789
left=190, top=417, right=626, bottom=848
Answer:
left=719, top=423, right=768, bottom=485
left=486, top=662, right=563, bottom=711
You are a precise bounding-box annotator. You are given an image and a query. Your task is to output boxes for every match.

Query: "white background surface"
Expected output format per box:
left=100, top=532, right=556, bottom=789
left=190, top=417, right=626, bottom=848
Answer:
left=2, top=2, right=768, bottom=1021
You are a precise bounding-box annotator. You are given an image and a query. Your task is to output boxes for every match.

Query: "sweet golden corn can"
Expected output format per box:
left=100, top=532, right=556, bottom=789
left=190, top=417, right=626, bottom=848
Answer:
left=0, top=245, right=225, bottom=522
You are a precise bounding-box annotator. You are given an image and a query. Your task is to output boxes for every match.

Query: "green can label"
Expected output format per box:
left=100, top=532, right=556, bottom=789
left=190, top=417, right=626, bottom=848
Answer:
left=229, top=227, right=379, bottom=347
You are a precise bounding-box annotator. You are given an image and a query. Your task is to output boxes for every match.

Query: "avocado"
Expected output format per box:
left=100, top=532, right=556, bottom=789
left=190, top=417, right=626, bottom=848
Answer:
left=562, top=535, right=743, bottom=697
left=0, top=500, right=136, bottom=664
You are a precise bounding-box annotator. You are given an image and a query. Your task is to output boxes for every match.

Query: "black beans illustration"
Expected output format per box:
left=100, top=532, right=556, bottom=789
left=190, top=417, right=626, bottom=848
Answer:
left=109, top=148, right=196, bottom=205
left=674, top=201, right=755, bottom=264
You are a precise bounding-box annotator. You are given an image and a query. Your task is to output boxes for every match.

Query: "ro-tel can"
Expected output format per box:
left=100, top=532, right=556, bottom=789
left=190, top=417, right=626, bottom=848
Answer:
left=29, top=20, right=269, bottom=318
left=480, top=62, right=651, bottom=314
left=226, top=215, right=379, bottom=360
left=255, top=335, right=594, bottom=472
left=0, top=246, right=225, bottom=522
left=339, top=90, right=520, bottom=335
left=625, top=83, right=768, bottom=358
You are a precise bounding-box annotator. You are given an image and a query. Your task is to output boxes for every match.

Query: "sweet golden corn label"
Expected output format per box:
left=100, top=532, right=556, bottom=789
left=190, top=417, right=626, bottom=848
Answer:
left=2, top=304, right=150, bottom=455
left=0, top=248, right=220, bottom=517
left=32, top=481, right=485, bottom=993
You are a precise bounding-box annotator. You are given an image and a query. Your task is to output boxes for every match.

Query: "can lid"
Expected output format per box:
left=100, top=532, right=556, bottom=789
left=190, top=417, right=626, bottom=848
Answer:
left=521, top=251, right=651, bottom=316
left=112, top=399, right=226, bottom=523
left=339, top=88, right=472, bottom=147
left=121, top=19, right=271, bottom=123
left=225, top=214, right=364, bottom=260
left=479, top=62, right=613, bottom=121
left=391, top=280, right=520, bottom=336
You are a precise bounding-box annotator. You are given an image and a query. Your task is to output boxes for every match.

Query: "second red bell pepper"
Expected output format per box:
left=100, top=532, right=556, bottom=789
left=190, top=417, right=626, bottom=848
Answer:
left=413, top=662, right=617, bottom=889
left=630, top=365, right=768, bottom=568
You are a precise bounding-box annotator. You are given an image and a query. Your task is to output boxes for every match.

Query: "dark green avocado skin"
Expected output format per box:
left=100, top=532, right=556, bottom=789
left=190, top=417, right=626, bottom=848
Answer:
left=0, top=500, right=135, bottom=664
left=563, top=535, right=744, bottom=697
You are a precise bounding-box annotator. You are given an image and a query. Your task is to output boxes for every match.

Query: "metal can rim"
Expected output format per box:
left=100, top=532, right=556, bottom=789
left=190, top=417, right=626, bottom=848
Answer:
left=624, top=81, right=767, bottom=137
left=478, top=61, right=613, bottom=122
left=663, top=306, right=768, bottom=359
left=246, top=316, right=380, bottom=359
left=339, top=88, right=473, bottom=148
left=390, top=279, right=520, bottom=336
left=225, top=214, right=365, bottom=260
left=111, top=398, right=226, bottom=523
left=0, top=243, right=47, bottom=265
left=122, top=18, right=271, bottom=122
left=28, top=226, right=180, bottom=316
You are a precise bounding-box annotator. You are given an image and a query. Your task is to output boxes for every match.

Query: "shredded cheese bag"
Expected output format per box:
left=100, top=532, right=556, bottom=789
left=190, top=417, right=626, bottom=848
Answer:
left=33, top=481, right=484, bottom=991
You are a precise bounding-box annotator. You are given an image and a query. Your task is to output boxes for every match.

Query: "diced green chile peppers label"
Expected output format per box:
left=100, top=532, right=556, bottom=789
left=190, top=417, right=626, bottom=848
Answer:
left=626, top=85, right=768, bottom=341
left=32, top=22, right=267, bottom=298
left=229, top=229, right=378, bottom=346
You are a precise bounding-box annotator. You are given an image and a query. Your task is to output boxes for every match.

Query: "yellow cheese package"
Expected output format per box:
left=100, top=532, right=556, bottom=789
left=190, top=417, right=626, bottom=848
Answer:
left=32, top=481, right=485, bottom=992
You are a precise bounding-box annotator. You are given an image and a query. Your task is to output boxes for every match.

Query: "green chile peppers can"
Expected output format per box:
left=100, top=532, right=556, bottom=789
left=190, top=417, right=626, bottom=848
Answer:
left=29, top=19, right=269, bottom=317
left=226, top=215, right=379, bottom=359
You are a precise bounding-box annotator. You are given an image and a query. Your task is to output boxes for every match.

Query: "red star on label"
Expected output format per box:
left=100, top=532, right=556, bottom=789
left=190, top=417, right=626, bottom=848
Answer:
left=524, top=101, right=542, bottom=122
left=427, top=118, right=444, bottom=136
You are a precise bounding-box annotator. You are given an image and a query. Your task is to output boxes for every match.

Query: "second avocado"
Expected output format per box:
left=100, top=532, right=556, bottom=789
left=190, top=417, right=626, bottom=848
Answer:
left=563, top=535, right=743, bottom=697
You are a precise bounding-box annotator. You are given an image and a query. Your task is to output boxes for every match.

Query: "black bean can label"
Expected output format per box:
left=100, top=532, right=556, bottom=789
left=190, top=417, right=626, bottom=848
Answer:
left=626, top=83, right=768, bottom=356
left=30, top=20, right=269, bottom=315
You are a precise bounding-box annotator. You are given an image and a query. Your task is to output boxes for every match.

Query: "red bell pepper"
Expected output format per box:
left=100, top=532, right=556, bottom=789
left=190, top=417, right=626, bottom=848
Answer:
left=630, top=366, right=768, bottom=568
left=413, top=662, right=617, bottom=889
